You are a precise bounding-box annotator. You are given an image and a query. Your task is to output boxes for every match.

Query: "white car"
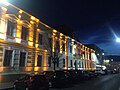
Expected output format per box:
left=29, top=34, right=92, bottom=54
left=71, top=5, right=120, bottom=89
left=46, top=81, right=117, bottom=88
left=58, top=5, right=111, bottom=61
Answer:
left=95, top=70, right=106, bottom=75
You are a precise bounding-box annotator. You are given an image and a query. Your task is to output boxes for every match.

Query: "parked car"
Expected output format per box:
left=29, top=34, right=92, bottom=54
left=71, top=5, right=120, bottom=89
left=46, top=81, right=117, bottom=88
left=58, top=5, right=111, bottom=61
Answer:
left=67, top=70, right=79, bottom=83
left=95, top=70, right=106, bottom=75
left=43, top=70, right=69, bottom=87
left=72, top=70, right=85, bottom=81
left=88, top=70, right=98, bottom=78
left=110, top=69, right=119, bottom=74
left=82, top=71, right=91, bottom=80
left=13, top=74, right=49, bottom=90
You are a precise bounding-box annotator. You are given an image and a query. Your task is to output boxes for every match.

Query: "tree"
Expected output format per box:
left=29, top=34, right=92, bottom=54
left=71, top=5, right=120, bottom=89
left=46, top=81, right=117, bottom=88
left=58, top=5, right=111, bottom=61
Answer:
left=43, top=31, right=64, bottom=71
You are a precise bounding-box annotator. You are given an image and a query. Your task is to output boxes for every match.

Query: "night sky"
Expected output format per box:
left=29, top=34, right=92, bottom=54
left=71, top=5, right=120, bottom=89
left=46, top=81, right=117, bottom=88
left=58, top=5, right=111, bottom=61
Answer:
left=9, top=0, right=120, bottom=55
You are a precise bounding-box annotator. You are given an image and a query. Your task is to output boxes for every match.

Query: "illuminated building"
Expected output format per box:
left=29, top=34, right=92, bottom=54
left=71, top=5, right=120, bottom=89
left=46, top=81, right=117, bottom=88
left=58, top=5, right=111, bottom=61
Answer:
left=0, top=1, right=96, bottom=74
left=104, top=55, right=120, bottom=71
left=53, top=25, right=96, bottom=71
left=0, top=1, right=52, bottom=73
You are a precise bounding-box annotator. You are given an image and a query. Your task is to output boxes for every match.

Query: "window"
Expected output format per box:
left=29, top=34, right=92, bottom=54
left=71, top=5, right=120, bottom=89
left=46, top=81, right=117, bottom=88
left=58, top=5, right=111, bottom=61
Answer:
left=19, top=52, right=26, bottom=67
left=63, top=59, right=65, bottom=67
left=48, top=56, right=51, bottom=67
left=70, top=60, right=73, bottom=67
left=37, top=55, right=42, bottom=67
left=70, top=45, right=72, bottom=53
left=89, top=53, right=91, bottom=60
left=38, top=34, right=43, bottom=45
left=56, top=41, right=60, bottom=52
left=74, top=60, right=77, bottom=69
left=7, top=20, right=16, bottom=36
left=62, top=43, right=65, bottom=52
left=79, top=61, right=81, bottom=68
left=82, top=62, right=84, bottom=68
left=21, top=26, right=29, bottom=40
left=3, top=50, right=13, bottom=66
left=85, top=62, right=86, bottom=68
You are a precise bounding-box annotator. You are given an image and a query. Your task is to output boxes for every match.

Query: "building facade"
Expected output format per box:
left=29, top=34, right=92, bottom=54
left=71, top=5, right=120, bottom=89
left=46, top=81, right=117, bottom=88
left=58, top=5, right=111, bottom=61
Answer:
left=0, top=1, right=96, bottom=74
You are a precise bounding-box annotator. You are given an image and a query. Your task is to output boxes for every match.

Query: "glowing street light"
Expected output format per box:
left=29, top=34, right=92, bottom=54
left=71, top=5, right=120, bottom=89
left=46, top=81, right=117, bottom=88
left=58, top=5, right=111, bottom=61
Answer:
left=0, top=0, right=10, bottom=6
left=110, top=28, right=120, bottom=43
left=116, top=37, right=120, bottom=43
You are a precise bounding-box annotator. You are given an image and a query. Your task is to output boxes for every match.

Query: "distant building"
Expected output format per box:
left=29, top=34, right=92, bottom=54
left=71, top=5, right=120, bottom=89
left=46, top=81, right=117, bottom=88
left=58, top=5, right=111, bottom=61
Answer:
left=104, top=55, right=120, bottom=71
left=85, top=44, right=105, bottom=65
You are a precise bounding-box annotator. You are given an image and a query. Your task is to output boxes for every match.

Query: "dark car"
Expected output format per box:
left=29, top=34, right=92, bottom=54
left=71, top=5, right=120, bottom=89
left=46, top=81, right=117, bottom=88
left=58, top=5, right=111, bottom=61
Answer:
left=82, top=71, right=91, bottom=80
left=67, top=70, right=79, bottom=83
left=75, top=70, right=85, bottom=81
left=43, top=70, right=69, bottom=87
left=13, top=74, right=49, bottom=90
left=88, top=70, right=98, bottom=78
left=110, top=69, right=119, bottom=74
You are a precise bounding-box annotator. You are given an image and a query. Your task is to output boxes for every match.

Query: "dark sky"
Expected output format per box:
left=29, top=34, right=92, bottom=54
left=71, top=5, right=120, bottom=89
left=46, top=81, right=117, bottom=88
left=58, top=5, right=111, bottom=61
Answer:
left=9, top=0, right=120, bottom=55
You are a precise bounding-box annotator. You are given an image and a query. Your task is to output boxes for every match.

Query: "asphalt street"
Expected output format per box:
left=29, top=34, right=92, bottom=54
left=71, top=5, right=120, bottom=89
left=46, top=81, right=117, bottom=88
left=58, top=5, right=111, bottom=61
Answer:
left=1, top=74, right=120, bottom=90
left=50, top=74, right=120, bottom=90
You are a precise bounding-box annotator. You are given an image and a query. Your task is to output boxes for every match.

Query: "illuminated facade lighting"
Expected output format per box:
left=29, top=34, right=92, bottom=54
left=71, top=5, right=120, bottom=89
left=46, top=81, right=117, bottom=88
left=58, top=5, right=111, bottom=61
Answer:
left=0, top=1, right=97, bottom=74
left=53, top=29, right=57, bottom=33
left=15, top=38, right=21, bottom=43
left=31, top=16, right=35, bottom=20
left=19, top=10, right=23, bottom=14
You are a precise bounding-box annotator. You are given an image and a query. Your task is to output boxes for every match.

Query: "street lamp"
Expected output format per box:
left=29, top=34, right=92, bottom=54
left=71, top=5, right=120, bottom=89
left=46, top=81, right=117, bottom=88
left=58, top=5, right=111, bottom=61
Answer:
left=116, top=37, right=120, bottom=43
left=0, top=0, right=10, bottom=6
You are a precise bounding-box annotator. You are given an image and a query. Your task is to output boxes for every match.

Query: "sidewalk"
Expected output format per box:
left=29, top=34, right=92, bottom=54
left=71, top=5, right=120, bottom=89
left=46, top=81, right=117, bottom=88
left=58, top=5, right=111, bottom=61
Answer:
left=0, top=82, right=14, bottom=90
left=0, top=73, right=26, bottom=90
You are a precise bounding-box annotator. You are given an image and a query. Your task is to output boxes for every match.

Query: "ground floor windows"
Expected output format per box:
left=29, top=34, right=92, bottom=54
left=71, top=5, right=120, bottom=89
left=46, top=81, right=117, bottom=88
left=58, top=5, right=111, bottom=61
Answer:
left=70, top=60, right=73, bottom=67
left=48, top=56, right=51, bottom=67
left=37, top=55, right=42, bottom=67
left=19, top=52, right=26, bottom=67
left=63, top=59, right=65, bottom=67
left=3, top=50, right=13, bottom=66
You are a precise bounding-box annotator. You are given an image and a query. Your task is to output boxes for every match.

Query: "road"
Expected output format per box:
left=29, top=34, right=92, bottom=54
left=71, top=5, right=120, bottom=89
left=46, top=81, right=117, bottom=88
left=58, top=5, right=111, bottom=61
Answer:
left=1, top=74, right=120, bottom=90
left=50, top=74, right=120, bottom=90
left=0, top=74, right=25, bottom=89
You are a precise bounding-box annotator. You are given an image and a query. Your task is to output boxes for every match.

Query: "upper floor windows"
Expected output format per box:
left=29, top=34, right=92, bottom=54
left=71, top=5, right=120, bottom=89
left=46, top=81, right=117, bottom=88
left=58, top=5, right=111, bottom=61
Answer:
left=7, top=20, right=16, bottom=37
left=62, top=43, right=65, bottom=52
left=56, top=41, right=60, bottom=52
left=21, top=26, right=29, bottom=40
left=38, top=33, right=43, bottom=45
